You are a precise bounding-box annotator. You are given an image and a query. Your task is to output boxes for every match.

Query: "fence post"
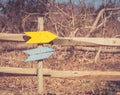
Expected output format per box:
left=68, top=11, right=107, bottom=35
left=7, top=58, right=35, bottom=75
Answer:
left=37, top=17, right=44, bottom=94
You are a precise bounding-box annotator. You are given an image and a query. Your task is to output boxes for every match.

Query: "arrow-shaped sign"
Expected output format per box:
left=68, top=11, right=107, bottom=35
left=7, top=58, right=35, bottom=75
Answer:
left=25, top=31, right=57, bottom=44
left=24, top=47, right=55, bottom=62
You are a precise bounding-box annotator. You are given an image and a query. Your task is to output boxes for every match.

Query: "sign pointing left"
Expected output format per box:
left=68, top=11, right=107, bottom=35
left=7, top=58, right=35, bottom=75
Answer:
left=24, top=47, right=55, bottom=62
left=25, top=31, right=57, bottom=44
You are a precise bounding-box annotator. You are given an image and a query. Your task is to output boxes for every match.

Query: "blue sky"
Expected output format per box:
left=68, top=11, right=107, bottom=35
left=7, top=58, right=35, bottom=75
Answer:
left=56, top=0, right=103, bottom=9
left=1, top=0, right=103, bottom=9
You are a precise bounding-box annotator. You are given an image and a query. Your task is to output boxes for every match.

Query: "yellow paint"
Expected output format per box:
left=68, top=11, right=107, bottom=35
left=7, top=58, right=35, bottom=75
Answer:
left=25, top=31, right=57, bottom=44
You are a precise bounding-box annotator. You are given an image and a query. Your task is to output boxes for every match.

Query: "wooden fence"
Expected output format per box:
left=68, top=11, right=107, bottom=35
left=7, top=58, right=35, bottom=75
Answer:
left=0, top=17, right=120, bottom=94
left=0, top=67, right=120, bottom=81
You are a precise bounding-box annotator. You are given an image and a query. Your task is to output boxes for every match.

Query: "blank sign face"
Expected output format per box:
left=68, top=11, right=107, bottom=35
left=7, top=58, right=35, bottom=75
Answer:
left=24, top=47, right=55, bottom=62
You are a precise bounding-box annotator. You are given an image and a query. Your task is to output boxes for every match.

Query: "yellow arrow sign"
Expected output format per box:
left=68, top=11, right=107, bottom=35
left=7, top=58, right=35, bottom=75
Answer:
left=25, top=31, right=58, bottom=44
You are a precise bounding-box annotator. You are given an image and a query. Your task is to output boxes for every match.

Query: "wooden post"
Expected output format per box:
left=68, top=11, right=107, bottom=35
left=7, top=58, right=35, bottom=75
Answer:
left=37, top=17, right=44, bottom=94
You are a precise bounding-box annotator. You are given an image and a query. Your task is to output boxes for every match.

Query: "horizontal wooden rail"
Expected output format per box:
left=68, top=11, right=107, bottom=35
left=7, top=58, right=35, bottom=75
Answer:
left=0, top=33, right=26, bottom=41
left=0, top=33, right=120, bottom=46
left=0, top=67, right=120, bottom=81
left=53, top=37, right=120, bottom=46
left=0, top=67, right=37, bottom=75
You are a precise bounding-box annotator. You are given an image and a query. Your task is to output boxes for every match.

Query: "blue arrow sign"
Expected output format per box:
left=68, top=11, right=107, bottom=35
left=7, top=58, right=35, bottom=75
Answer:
left=24, top=47, right=55, bottom=62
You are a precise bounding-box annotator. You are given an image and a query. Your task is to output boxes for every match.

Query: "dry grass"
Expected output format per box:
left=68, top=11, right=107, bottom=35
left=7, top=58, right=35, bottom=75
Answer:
left=0, top=1, right=120, bottom=95
left=0, top=49, right=120, bottom=95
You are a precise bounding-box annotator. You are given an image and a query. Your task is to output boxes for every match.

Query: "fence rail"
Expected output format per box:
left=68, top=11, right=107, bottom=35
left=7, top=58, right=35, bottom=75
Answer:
left=0, top=33, right=120, bottom=46
left=0, top=67, right=120, bottom=81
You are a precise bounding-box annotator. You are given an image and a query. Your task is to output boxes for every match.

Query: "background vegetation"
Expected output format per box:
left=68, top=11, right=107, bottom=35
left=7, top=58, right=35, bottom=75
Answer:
left=0, top=0, right=120, bottom=95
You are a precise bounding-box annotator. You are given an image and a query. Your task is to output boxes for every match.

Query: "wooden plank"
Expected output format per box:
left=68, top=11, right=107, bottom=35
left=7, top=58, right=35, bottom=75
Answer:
left=0, top=67, right=120, bottom=81
left=0, top=67, right=37, bottom=75
left=37, top=17, right=44, bottom=94
left=0, top=33, right=120, bottom=46
left=53, top=37, right=120, bottom=46
left=38, top=61, right=43, bottom=94
left=0, top=33, right=26, bottom=41
left=38, top=17, right=44, bottom=31
left=46, top=70, right=120, bottom=81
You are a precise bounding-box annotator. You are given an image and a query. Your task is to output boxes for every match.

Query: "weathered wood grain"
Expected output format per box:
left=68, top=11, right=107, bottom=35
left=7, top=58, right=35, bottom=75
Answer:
left=53, top=37, right=120, bottom=46
left=0, top=67, right=120, bottom=81
left=0, top=33, right=26, bottom=41
left=0, top=33, right=120, bottom=46
left=37, top=17, right=44, bottom=94
left=0, top=67, right=37, bottom=75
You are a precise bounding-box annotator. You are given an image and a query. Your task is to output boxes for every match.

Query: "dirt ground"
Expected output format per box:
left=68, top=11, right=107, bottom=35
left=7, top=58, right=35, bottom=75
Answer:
left=0, top=48, right=120, bottom=95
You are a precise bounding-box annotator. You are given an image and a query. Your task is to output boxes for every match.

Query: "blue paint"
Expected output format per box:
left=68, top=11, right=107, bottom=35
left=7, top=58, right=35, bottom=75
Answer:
left=24, top=47, right=55, bottom=55
left=25, top=51, right=54, bottom=62
left=24, top=46, right=55, bottom=62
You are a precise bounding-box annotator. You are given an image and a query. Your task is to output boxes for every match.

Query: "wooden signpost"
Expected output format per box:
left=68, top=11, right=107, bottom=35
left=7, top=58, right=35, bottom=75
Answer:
left=24, top=17, right=54, bottom=94
left=37, top=17, right=44, bottom=94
